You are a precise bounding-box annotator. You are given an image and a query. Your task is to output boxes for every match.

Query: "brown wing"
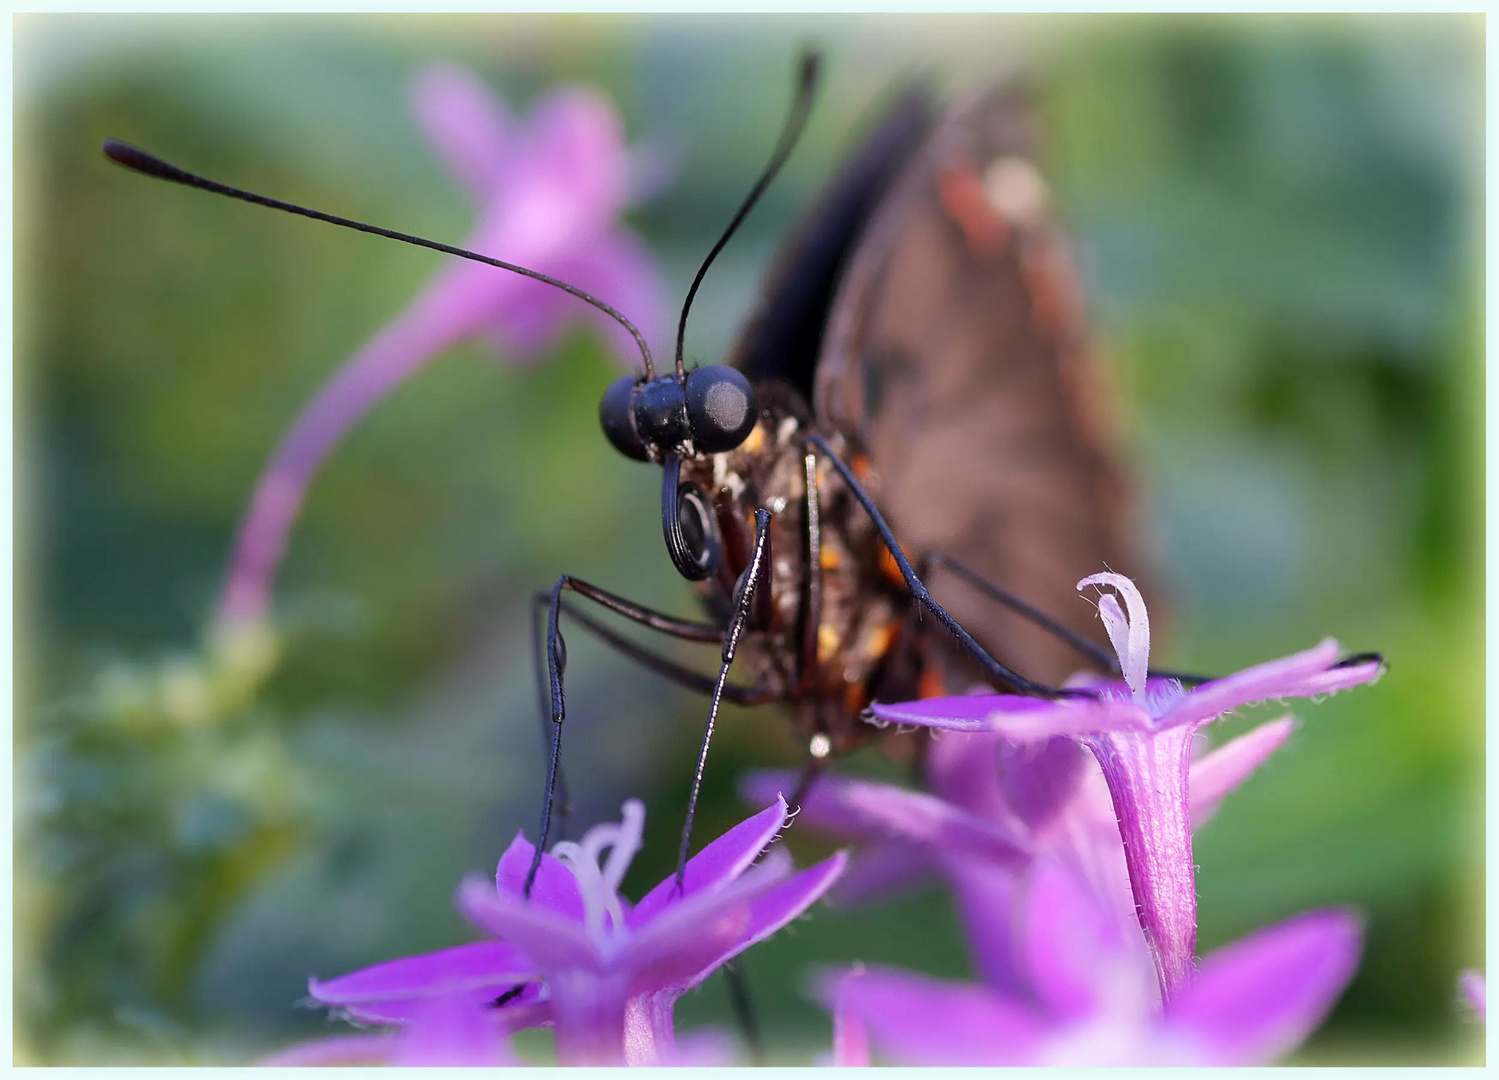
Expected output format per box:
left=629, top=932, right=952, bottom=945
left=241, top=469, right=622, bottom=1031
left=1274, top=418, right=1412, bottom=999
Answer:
left=729, top=86, right=936, bottom=401
left=815, top=84, right=1144, bottom=688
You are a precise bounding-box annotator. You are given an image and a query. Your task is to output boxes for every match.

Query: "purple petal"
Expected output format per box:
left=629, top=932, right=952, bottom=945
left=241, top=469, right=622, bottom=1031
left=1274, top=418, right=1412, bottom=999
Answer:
left=683, top=852, right=848, bottom=989
left=1022, top=859, right=1133, bottom=1019
left=996, top=735, right=1088, bottom=830
left=1461, top=970, right=1486, bottom=1020
left=308, top=941, right=533, bottom=1006
left=410, top=64, right=514, bottom=201
left=631, top=798, right=788, bottom=926
left=495, top=830, right=585, bottom=920
left=1164, top=909, right=1362, bottom=1064
left=658, top=1028, right=737, bottom=1067
left=519, top=88, right=629, bottom=225
left=623, top=853, right=791, bottom=990
left=872, top=693, right=1151, bottom=741
left=742, top=772, right=1029, bottom=866
left=456, top=875, right=600, bottom=971
left=390, top=994, right=516, bottom=1066
left=829, top=843, right=936, bottom=907
left=343, top=986, right=549, bottom=1031
left=1159, top=639, right=1378, bottom=730
left=262, top=1034, right=397, bottom=1066
left=1083, top=725, right=1198, bottom=1003
left=945, top=859, right=1025, bottom=994
left=870, top=693, right=1034, bottom=733
left=926, top=731, right=1011, bottom=818
left=1190, top=717, right=1294, bottom=822
left=820, top=966, right=1047, bottom=1065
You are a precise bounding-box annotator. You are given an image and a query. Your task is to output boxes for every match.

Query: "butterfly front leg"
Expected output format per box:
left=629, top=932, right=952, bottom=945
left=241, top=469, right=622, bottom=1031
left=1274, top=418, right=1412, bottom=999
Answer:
left=523, top=573, right=779, bottom=897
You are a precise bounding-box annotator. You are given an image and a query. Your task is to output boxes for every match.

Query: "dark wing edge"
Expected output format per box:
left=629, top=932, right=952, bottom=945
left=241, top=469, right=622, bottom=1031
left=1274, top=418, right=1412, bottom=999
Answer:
left=729, top=84, right=937, bottom=403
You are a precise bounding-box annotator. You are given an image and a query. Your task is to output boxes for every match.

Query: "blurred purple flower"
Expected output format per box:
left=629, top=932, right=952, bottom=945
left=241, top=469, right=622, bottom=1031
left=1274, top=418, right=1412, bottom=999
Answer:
left=307, top=798, right=844, bottom=1065
left=829, top=963, right=872, bottom=1067
left=870, top=572, right=1382, bottom=1001
left=1461, top=970, right=1486, bottom=1020
left=821, top=859, right=1362, bottom=1066
left=266, top=993, right=517, bottom=1066
left=744, top=716, right=1293, bottom=993
left=217, top=64, right=668, bottom=631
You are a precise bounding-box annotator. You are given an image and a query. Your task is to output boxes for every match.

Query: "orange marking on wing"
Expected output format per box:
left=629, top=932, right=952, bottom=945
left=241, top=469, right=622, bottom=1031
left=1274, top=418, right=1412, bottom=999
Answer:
left=849, top=452, right=872, bottom=483
left=819, top=547, right=842, bottom=571
left=938, top=167, right=1009, bottom=257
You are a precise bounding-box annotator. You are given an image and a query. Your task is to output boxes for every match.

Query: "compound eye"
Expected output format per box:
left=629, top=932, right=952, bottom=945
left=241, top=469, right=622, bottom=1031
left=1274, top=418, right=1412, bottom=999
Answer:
left=685, top=366, right=757, bottom=454
left=599, top=375, right=650, bottom=461
left=662, top=457, right=722, bottom=581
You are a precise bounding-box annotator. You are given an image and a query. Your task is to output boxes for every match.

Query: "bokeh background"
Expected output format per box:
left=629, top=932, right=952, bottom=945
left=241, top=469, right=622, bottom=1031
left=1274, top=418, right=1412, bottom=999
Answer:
left=15, top=13, right=1484, bottom=1065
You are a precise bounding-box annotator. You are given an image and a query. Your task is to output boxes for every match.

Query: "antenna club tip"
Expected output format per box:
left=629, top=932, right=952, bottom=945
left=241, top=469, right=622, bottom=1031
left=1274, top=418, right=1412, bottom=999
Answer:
left=102, top=138, right=184, bottom=182
left=102, top=138, right=143, bottom=165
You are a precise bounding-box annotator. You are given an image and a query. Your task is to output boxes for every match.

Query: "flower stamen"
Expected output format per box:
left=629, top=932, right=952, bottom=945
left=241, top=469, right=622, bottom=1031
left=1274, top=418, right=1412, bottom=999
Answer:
left=552, top=799, right=646, bottom=946
left=1078, top=572, right=1151, bottom=703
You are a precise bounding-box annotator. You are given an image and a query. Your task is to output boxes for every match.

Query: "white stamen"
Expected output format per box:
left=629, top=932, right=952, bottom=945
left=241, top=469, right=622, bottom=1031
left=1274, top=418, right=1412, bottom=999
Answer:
left=551, top=799, right=646, bottom=947
left=1077, top=572, right=1151, bottom=703
left=600, top=799, right=645, bottom=897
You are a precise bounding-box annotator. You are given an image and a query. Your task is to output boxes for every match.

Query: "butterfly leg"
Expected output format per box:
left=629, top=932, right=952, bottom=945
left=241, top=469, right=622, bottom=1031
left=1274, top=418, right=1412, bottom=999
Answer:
left=676, top=507, right=775, bottom=887
left=523, top=573, right=784, bottom=895
left=530, top=600, right=573, bottom=842
left=804, top=434, right=1085, bottom=699
left=723, top=959, right=766, bottom=1064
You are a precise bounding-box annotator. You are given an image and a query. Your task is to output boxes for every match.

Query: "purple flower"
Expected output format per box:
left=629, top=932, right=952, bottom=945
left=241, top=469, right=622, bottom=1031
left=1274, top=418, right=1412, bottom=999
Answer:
left=744, top=716, right=1295, bottom=992
left=870, top=572, right=1383, bottom=1001
left=307, top=798, right=845, bottom=1065
left=821, top=859, right=1362, bottom=1065
left=1461, top=970, right=1486, bottom=1020
left=217, top=65, right=668, bottom=631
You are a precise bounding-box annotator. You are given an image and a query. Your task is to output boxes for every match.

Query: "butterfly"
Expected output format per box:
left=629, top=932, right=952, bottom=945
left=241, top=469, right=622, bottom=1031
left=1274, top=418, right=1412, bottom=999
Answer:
left=103, top=51, right=1146, bottom=891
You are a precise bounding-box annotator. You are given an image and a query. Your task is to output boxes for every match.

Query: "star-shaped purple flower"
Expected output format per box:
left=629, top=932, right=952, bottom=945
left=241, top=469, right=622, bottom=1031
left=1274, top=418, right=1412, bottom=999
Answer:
left=821, top=858, right=1362, bottom=1065
left=745, top=716, right=1295, bottom=994
left=304, top=797, right=844, bottom=1065
left=868, top=572, right=1383, bottom=1001
left=217, top=64, right=668, bottom=631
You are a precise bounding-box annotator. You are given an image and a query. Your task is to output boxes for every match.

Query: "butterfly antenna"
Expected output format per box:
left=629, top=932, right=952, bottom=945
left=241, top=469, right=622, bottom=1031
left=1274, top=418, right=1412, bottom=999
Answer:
left=101, top=138, right=657, bottom=379
left=672, top=49, right=821, bottom=380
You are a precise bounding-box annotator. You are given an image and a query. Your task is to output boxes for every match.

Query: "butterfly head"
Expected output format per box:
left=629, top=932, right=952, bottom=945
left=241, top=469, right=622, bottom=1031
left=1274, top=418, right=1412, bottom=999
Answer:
left=598, top=366, right=758, bottom=463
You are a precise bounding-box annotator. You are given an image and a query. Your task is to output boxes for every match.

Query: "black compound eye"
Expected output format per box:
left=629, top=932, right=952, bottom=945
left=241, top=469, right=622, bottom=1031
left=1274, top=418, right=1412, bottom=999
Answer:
left=685, top=366, right=757, bottom=454
left=662, top=456, right=721, bottom=581
left=599, top=375, right=650, bottom=461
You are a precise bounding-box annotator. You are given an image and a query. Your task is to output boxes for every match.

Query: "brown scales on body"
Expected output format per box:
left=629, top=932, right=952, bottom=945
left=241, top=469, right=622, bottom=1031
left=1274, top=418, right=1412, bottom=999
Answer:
left=677, top=395, right=921, bottom=756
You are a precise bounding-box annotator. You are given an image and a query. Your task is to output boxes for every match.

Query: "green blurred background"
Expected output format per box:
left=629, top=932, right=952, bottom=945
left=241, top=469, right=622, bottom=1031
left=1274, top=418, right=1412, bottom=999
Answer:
left=15, top=13, right=1484, bottom=1065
